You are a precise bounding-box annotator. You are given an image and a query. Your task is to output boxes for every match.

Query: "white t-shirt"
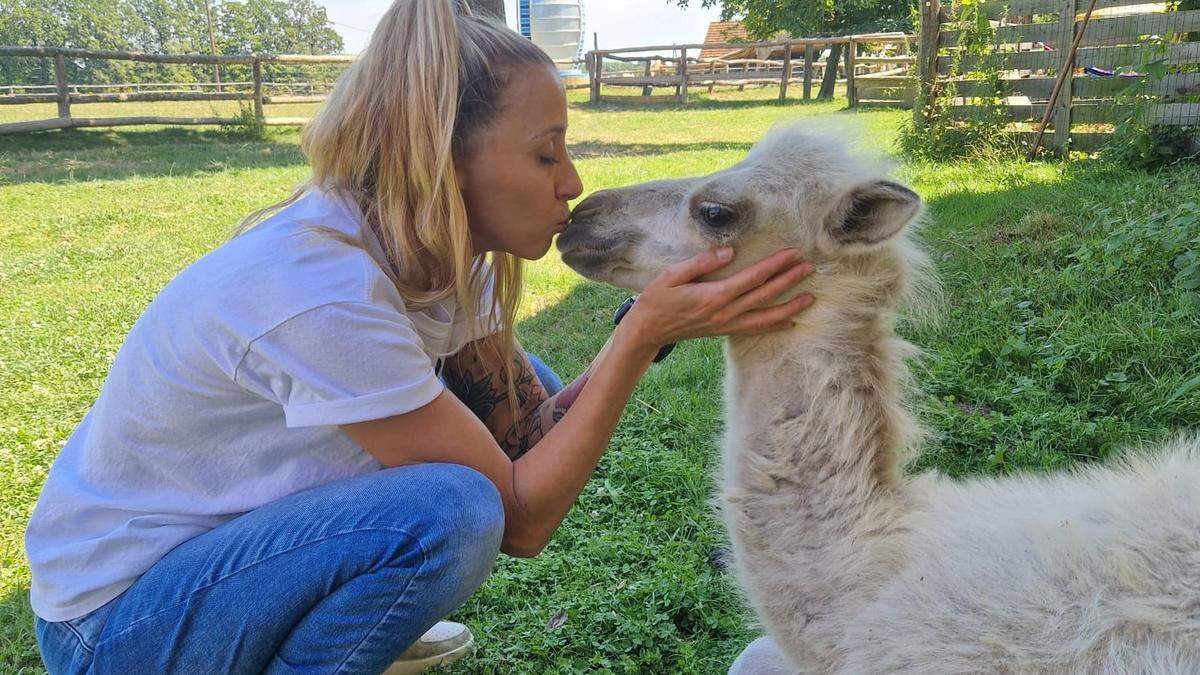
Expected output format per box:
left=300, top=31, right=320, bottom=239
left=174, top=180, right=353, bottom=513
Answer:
left=25, top=188, right=497, bottom=622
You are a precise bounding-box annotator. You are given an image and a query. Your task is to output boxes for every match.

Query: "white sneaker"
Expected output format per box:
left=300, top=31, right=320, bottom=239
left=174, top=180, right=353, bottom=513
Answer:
left=383, top=621, right=475, bottom=674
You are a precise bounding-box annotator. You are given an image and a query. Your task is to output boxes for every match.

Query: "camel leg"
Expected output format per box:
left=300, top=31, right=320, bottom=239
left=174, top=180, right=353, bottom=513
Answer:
left=728, top=636, right=796, bottom=675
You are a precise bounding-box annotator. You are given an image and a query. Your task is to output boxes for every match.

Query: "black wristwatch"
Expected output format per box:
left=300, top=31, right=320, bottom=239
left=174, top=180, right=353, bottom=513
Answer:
left=613, top=296, right=676, bottom=363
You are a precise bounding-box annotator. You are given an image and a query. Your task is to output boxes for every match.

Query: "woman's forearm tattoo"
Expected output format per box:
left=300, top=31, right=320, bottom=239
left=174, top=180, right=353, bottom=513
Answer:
left=443, top=342, right=594, bottom=461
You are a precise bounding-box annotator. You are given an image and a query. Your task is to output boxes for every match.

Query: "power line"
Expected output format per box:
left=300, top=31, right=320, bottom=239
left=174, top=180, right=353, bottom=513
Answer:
left=327, top=20, right=370, bottom=33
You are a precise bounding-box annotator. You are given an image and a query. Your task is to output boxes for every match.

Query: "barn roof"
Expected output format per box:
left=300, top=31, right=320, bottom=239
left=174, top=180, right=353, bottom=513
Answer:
left=699, top=21, right=751, bottom=59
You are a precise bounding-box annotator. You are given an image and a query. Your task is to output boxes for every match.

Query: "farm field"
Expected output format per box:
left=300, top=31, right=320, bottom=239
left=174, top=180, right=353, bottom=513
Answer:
left=2, top=89, right=1199, bottom=672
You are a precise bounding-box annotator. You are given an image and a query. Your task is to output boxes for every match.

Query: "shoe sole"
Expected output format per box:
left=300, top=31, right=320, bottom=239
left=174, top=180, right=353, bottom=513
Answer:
left=383, top=635, right=475, bottom=675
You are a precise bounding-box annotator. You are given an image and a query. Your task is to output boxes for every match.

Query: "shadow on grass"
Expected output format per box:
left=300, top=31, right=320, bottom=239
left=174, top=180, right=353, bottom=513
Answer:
left=0, top=586, right=40, bottom=672
left=0, top=126, right=305, bottom=185
left=572, top=95, right=848, bottom=113
left=513, top=276, right=629, bottom=381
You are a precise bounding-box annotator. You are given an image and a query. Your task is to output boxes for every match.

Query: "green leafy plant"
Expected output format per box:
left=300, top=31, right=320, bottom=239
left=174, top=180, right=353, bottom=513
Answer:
left=222, top=101, right=268, bottom=142
left=1104, top=40, right=1199, bottom=169
left=899, top=0, right=1016, bottom=160
left=1068, top=201, right=1200, bottom=311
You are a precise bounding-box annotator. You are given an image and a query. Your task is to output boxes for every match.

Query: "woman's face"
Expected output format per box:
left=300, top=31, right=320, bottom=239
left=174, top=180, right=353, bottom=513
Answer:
left=459, top=64, right=584, bottom=259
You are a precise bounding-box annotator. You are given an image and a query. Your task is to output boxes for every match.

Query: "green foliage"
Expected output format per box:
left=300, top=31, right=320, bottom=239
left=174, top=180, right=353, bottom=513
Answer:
left=1106, top=123, right=1198, bottom=170
left=1069, top=202, right=1200, bottom=310
left=221, top=102, right=268, bottom=141
left=672, top=0, right=916, bottom=38
left=1103, top=43, right=1199, bottom=170
left=899, top=0, right=1015, bottom=160
left=0, top=0, right=344, bottom=86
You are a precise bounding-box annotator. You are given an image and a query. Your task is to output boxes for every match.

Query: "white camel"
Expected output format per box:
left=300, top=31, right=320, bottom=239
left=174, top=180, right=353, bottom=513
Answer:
left=557, top=125, right=1200, bottom=674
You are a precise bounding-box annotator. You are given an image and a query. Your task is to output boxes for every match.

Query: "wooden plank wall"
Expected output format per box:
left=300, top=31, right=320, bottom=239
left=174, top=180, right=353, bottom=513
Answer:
left=927, top=0, right=1200, bottom=154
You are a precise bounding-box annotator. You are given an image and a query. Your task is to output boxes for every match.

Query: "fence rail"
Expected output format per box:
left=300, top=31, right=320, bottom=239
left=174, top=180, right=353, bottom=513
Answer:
left=915, top=0, right=1200, bottom=154
left=0, top=46, right=354, bottom=135
left=587, top=33, right=917, bottom=107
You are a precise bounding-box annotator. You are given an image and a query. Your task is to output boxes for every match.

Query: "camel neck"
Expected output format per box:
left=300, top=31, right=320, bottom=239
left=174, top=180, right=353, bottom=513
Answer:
left=719, top=305, right=915, bottom=624
left=724, top=307, right=912, bottom=502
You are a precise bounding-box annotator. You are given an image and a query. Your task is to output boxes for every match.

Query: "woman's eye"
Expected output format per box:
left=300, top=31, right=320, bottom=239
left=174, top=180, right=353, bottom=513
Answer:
left=698, top=202, right=736, bottom=228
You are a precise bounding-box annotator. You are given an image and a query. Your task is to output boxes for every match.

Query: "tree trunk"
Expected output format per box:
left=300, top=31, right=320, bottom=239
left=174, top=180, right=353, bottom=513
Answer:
left=817, top=43, right=843, bottom=100
left=466, top=0, right=505, bottom=20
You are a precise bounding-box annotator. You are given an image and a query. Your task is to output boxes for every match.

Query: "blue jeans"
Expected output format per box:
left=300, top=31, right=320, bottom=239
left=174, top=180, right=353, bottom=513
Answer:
left=36, top=464, right=503, bottom=674
left=36, top=356, right=563, bottom=674
left=526, top=353, right=564, bottom=397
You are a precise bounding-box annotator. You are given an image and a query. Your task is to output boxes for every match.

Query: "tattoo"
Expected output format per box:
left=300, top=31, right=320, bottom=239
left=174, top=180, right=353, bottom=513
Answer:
left=511, top=355, right=539, bottom=410
left=550, top=373, right=590, bottom=423
left=503, top=412, right=546, bottom=460
left=443, top=368, right=504, bottom=422
left=442, top=336, right=596, bottom=461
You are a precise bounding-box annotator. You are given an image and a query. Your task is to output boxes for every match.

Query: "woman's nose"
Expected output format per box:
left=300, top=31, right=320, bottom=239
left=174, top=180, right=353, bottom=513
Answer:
left=558, top=159, right=584, bottom=202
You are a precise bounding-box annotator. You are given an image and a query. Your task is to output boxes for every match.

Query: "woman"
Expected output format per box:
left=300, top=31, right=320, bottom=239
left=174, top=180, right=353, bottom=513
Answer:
left=25, top=1, right=815, bottom=672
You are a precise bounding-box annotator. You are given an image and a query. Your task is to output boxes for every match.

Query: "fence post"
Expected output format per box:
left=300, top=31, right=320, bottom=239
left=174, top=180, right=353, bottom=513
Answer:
left=845, top=39, right=857, bottom=107
left=1051, top=0, right=1077, bottom=154
left=252, top=57, right=264, bottom=122
left=915, top=0, right=942, bottom=127
left=803, top=44, right=814, bottom=101
left=591, top=52, right=603, bottom=103
left=679, top=47, right=689, bottom=105
left=53, top=52, right=71, bottom=121
left=780, top=42, right=792, bottom=102
left=642, top=58, right=652, bottom=97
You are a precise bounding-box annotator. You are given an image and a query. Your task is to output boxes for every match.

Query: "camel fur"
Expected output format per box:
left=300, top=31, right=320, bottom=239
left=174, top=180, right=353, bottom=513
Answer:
left=557, top=125, right=1200, bottom=674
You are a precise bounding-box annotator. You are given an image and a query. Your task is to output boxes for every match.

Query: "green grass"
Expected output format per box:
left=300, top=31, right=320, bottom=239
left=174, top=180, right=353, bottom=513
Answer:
left=2, top=89, right=1199, bottom=673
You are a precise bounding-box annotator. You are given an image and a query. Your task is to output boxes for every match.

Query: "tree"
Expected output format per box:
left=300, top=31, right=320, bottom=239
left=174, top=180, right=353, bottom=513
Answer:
left=0, top=0, right=344, bottom=86
left=215, top=0, right=342, bottom=56
left=216, top=0, right=343, bottom=85
left=673, top=0, right=916, bottom=98
left=0, top=0, right=147, bottom=84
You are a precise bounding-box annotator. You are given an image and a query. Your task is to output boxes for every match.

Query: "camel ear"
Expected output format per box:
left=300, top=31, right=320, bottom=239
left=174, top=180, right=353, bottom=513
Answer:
left=825, top=180, right=921, bottom=247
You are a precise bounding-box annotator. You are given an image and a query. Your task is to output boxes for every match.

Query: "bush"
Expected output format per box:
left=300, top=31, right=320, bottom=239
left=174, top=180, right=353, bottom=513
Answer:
left=1104, top=123, right=1199, bottom=171
left=899, top=0, right=1018, bottom=161
left=222, top=103, right=268, bottom=142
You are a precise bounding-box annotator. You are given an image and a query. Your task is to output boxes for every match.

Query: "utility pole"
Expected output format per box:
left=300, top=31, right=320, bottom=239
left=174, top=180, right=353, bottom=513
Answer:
left=466, top=0, right=505, bottom=20
left=203, top=0, right=222, bottom=92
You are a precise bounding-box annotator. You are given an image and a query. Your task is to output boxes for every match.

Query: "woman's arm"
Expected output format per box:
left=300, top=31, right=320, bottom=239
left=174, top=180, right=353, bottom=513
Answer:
left=341, top=247, right=814, bottom=558
left=340, top=327, right=646, bottom=558
left=441, top=333, right=604, bottom=460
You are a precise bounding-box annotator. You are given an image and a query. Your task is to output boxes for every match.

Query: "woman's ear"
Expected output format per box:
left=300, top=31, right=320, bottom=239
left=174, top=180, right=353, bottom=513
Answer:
left=824, top=180, right=922, bottom=246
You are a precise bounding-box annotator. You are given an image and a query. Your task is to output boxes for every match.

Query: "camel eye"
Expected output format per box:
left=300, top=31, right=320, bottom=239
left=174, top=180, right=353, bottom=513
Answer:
left=698, top=202, right=737, bottom=229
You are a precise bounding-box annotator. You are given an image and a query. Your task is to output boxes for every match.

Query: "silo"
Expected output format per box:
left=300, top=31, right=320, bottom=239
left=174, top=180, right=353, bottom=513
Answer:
left=530, top=0, right=584, bottom=65
left=507, top=0, right=585, bottom=69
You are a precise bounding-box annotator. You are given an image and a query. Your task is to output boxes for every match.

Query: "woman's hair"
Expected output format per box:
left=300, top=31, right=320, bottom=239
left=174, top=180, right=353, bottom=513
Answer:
left=237, top=0, right=556, bottom=401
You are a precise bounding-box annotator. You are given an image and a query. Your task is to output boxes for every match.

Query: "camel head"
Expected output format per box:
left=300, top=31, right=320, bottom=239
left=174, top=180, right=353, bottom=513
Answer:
left=557, top=126, right=924, bottom=301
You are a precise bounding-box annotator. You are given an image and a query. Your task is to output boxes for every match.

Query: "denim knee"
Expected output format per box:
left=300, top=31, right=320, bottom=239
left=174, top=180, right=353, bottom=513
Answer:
left=394, top=464, right=504, bottom=602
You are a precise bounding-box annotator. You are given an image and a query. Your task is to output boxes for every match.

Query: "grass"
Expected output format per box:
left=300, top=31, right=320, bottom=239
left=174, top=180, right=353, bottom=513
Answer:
left=2, top=89, right=1199, bottom=673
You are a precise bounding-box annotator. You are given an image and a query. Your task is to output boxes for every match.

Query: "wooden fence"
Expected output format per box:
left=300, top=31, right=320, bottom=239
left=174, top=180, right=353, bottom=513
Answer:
left=0, top=46, right=353, bottom=135
left=917, top=0, right=1200, bottom=153
left=587, top=33, right=917, bottom=107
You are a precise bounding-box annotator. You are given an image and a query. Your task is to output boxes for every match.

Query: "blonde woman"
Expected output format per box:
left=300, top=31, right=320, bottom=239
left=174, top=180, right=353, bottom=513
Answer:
left=25, top=1, right=815, bottom=672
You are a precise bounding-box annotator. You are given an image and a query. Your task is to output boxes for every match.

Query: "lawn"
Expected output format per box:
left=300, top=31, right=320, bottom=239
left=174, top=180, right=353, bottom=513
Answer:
left=2, top=89, right=1199, bottom=673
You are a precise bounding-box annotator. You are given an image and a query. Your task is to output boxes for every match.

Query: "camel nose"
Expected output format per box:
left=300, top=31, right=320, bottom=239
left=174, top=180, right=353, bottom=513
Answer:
left=569, top=189, right=619, bottom=225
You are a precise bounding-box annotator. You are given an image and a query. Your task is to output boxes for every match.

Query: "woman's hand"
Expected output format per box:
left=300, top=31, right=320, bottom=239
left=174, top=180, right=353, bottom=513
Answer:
left=619, top=247, right=815, bottom=350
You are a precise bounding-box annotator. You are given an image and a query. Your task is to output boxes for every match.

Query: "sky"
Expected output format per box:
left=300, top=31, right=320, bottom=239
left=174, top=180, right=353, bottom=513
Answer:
left=317, top=0, right=725, bottom=55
